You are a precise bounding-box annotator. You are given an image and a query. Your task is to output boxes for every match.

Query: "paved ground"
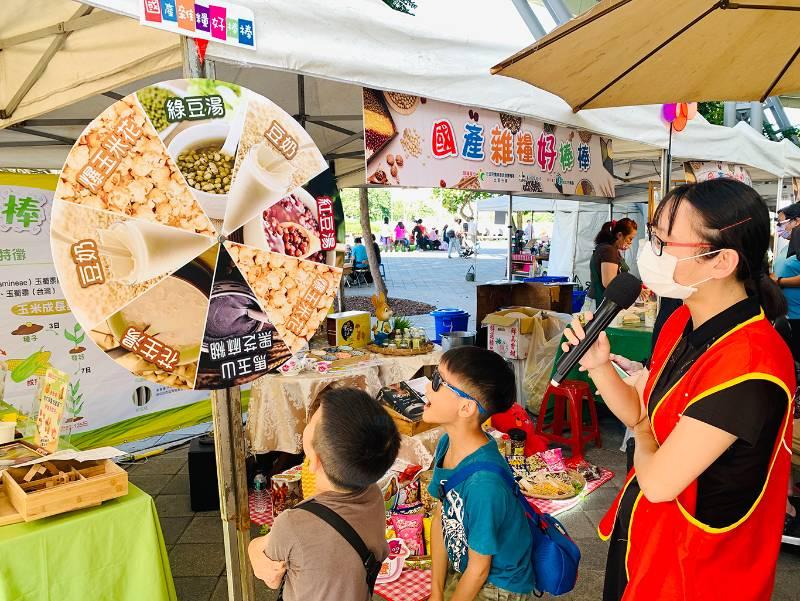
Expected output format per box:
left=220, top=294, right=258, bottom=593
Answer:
left=343, top=240, right=510, bottom=337
left=125, top=242, right=800, bottom=600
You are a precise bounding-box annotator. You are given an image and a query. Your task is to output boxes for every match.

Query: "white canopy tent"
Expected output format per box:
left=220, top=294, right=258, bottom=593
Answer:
left=5, top=0, right=800, bottom=188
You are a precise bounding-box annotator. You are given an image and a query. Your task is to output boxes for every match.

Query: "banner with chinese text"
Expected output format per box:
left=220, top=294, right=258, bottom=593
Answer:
left=0, top=173, right=209, bottom=449
left=362, top=88, right=615, bottom=197
left=140, top=0, right=256, bottom=49
left=683, top=161, right=753, bottom=186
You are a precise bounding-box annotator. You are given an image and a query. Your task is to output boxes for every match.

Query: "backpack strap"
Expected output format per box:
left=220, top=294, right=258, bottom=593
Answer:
left=295, top=500, right=382, bottom=593
left=439, top=461, right=540, bottom=522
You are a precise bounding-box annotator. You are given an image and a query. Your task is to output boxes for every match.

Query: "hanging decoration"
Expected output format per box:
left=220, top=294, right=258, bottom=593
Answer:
left=662, top=102, right=698, bottom=132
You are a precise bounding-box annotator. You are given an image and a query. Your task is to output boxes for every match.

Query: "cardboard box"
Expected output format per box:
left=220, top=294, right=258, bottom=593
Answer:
left=326, top=311, right=371, bottom=347
left=482, top=307, right=542, bottom=359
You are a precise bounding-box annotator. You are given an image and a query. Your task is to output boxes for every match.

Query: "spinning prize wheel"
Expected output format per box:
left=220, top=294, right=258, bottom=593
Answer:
left=50, top=79, right=343, bottom=390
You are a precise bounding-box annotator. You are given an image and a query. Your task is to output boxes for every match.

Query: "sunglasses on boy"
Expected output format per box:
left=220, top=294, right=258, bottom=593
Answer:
left=431, top=368, right=488, bottom=416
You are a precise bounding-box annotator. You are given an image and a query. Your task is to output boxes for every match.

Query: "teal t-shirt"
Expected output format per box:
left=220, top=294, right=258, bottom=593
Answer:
left=775, top=246, right=800, bottom=319
left=428, top=434, right=535, bottom=594
left=352, top=244, right=368, bottom=268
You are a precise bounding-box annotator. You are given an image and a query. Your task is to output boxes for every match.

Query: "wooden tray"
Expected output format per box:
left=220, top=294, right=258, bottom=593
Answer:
left=2, top=458, right=128, bottom=522
left=520, top=470, right=586, bottom=500
left=367, top=342, right=434, bottom=357
left=0, top=482, right=23, bottom=526
left=383, top=404, right=436, bottom=437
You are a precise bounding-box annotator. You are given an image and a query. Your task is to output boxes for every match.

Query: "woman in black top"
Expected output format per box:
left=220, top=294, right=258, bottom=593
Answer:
left=589, top=218, right=637, bottom=303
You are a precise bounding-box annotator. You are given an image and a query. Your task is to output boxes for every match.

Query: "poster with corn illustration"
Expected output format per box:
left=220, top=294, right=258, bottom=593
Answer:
left=0, top=173, right=210, bottom=449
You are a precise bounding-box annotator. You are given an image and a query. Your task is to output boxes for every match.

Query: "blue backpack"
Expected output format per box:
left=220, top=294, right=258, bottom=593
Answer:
left=441, top=461, right=580, bottom=596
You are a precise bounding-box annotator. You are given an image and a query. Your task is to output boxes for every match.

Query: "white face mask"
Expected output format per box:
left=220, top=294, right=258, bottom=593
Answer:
left=636, top=241, right=721, bottom=300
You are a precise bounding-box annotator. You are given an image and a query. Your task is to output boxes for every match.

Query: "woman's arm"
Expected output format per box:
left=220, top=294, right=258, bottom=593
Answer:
left=563, top=315, right=645, bottom=427
left=601, top=261, right=619, bottom=288
left=632, top=416, right=736, bottom=503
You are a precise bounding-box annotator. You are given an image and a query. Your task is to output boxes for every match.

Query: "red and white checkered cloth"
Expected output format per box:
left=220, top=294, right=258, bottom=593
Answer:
left=249, top=491, right=275, bottom=527
left=526, top=467, right=615, bottom=516
left=374, top=569, right=432, bottom=601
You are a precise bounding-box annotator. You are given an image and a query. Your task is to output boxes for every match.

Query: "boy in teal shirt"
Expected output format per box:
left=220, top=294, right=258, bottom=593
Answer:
left=424, top=347, right=535, bottom=601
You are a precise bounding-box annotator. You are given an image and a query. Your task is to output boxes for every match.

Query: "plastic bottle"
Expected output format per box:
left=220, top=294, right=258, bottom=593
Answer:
left=253, top=472, right=268, bottom=514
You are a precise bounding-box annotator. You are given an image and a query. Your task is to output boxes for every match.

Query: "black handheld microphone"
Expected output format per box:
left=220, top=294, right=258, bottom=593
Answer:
left=551, top=272, right=642, bottom=386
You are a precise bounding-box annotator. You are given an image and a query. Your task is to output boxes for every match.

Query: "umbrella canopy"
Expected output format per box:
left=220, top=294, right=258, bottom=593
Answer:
left=492, top=0, right=800, bottom=111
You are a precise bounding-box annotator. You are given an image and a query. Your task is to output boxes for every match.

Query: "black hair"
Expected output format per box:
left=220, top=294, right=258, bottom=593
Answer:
left=372, top=234, right=376, bottom=241
left=595, top=217, right=638, bottom=245
left=354, top=236, right=363, bottom=244
left=440, top=347, right=515, bottom=417
left=397, top=222, right=404, bottom=229
left=384, top=217, right=390, bottom=224
left=653, top=179, right=787, bottom=321
left=779, top=202, right=800, bottom=221
left=312, top=387, right=400, bottom=491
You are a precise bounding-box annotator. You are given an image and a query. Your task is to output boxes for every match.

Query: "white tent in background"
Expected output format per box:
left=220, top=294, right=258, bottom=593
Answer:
left=476, top=195, right=646, bottom=284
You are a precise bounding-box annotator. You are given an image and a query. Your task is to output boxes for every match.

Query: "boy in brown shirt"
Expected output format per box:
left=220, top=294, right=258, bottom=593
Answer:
left=248, top=387, right=400, bottom=601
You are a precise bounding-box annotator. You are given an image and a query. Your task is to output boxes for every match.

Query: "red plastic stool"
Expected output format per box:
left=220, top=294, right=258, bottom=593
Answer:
left=535, top=380, right=602, bottom=460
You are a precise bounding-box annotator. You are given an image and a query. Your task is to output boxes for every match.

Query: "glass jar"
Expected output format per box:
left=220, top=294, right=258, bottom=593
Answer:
left=508, top=428, right=526, bottom=457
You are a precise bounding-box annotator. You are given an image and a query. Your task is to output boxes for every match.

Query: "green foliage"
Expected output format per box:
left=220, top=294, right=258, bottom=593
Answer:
left=431, top=188, right=492, bottom=219
left=381, top=0, right=417, bottom=15
left=698, top=102, right=724, bottom=126
left=340, top=188, right=393, bottom=222
left=391, top=316, right=413, bottom=331
left=67, top=379, right=83, bottom=418
left=64, top=324, right=84, bottom=347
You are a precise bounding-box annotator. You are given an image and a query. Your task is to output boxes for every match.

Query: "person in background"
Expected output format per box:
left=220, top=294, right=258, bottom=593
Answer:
left=371, top=234, right=382, bottom=265
left=442, top=223, right=450, bottom=245
left=588, top=218, right=638, bottom=304
left=352, top=237, right=368, bottom=269
left=428, top=228, right=442, bottom=250
left=564, top=179, right=794, bottom=600
left=248, top=388, right=400, bottom=601
left=380, top=217, right=393, bottom=252
left=394, top=222, right=409, bottom=250
left=771, top=202, right=800, bottom=360
left=424, top=347, right=536, bottom=601
left=413, top=219, right=429, bottom=250
left=524, top=219, right=534, bottom=242
left=447, top=221, right=462, bottom=259
left=768, top=201, right=800, bottom=540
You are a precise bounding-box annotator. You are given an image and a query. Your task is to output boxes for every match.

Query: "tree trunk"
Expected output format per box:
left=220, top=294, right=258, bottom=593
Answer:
left=359, top=188, right=387, bottom=295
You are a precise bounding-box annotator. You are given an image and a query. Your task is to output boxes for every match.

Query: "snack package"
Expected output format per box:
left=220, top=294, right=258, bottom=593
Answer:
left=395, top=464, right=422, bottom=506
left=573, top=459, right=602, bottom=482
left=541, top=448, right=566, bottom=473
left=393, top=502, right=424, bottom=515
left=423, top=517, right=432, bottom=557
left=418, top=470, right=437, bottom=514
left=390, top=514, right=425, bottom=556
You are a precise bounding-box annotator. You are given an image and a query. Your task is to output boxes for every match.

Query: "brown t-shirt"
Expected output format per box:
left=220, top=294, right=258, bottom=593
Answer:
left=265, top=485, right=389, bottom=601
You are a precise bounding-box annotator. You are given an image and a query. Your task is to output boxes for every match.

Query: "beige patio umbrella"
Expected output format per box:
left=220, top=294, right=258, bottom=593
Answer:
left=492, top=0, right=800, bottom=111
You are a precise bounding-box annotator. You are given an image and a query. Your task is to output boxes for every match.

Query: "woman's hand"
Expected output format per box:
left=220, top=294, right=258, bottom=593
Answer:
left=609, top=354, right=644, bottom=375
left=561, top=312, right=611, bottom=371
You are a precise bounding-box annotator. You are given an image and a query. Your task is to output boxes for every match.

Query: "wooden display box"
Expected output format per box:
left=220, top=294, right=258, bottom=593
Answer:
left=476, top=281, right=573, bottom=347
left=1, top=458, right=128, bottom=522
left=383, top=405, right=436, bottom=437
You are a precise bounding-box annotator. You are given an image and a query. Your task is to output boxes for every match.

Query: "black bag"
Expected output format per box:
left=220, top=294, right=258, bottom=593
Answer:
left=276, top=499, right=381, bottom=600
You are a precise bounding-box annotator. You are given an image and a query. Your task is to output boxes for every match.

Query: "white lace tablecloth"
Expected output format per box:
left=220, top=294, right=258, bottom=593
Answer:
left=246, top=349, right=443, bottom=454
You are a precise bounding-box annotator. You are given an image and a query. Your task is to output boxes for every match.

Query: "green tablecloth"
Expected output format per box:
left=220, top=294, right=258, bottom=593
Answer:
left=0, top=484, right=176, bottom=601
left=551, top=323, right=654, bottom=386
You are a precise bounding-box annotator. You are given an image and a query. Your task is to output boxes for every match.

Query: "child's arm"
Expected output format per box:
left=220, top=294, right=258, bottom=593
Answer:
left=248, top=534, right=286, bottom=589
left=449, top=549, right=491, bottom=601
left=429, top=505, right=448, bottom=601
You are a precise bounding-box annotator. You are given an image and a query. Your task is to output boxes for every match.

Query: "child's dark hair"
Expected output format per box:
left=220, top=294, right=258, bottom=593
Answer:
left=595, top=217, right=637, bottom=245
left=312, top=387, right=400, bottom=491
left=440, top=347, right=515, bottom=417
left=653, top=179, right=787, bottom=320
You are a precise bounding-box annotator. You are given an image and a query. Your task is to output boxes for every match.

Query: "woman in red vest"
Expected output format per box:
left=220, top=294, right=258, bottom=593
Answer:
left=563, top=179, right=795, bottom=600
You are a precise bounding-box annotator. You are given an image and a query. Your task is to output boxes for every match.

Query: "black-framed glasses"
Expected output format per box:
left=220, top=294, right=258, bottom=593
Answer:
left=431, top=368, right=487, bottom=416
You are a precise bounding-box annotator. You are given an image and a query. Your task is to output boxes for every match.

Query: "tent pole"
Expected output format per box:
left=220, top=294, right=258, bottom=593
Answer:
left=507, top=194, right=514, bottom=281
left=659, top=146, right=671, bottom=199
left=774, top=177, right=785, bottom=263
left=183, top=36, right=253, bottom=601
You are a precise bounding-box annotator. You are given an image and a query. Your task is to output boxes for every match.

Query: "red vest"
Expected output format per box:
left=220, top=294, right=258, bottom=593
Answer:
left=598, top=306, right=795, bottom=600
